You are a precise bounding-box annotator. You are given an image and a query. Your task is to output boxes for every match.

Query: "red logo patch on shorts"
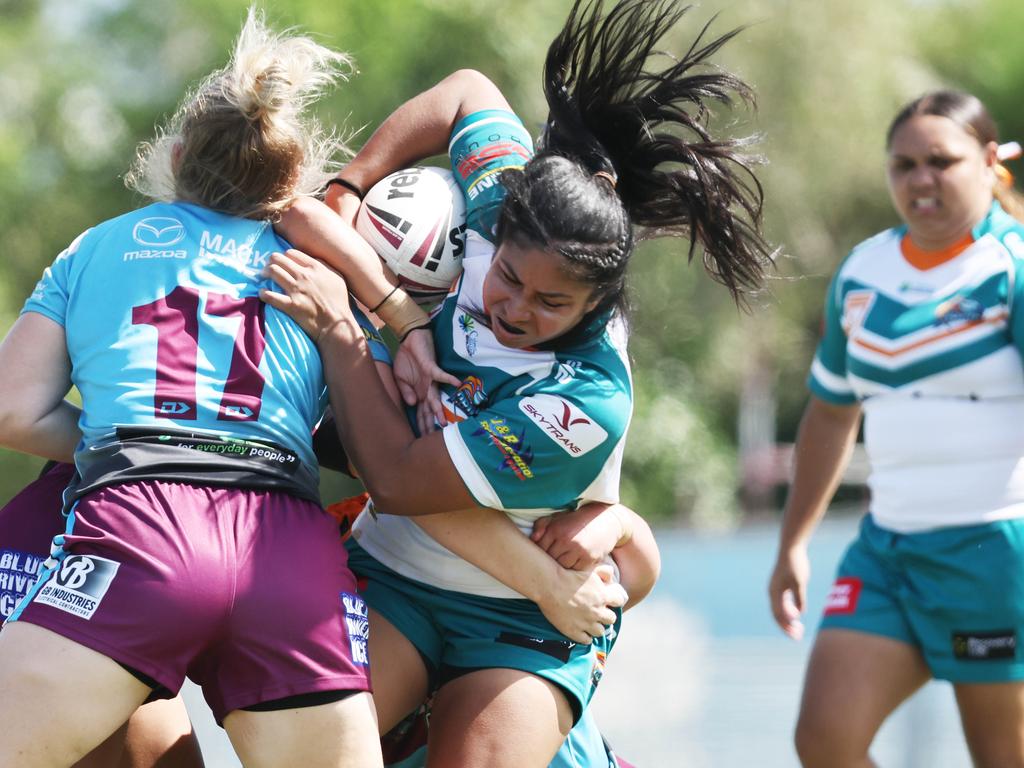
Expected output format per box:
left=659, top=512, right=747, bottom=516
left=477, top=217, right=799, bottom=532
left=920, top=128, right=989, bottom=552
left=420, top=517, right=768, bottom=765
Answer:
left=823, top=577, right=862, bottom=616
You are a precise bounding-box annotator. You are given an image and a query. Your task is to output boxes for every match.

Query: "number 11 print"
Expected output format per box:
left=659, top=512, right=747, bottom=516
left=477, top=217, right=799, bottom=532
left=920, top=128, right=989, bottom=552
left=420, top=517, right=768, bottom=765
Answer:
left=132, top=286, right=266, bottom=422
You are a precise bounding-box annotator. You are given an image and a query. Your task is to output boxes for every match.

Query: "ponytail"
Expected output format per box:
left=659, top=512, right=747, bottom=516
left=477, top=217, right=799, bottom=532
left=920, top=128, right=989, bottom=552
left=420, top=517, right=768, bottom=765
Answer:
left=497, top=0, right=771, bottom=312
left=127, top=8, right=353, bottom=220
left=995, top=143, right=1024, bottom=223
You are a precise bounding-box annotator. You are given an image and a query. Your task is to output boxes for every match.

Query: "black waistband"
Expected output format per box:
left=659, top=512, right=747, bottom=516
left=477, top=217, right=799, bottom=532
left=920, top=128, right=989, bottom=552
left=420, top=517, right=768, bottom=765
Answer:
left=69, top=426, right=321, bottom=506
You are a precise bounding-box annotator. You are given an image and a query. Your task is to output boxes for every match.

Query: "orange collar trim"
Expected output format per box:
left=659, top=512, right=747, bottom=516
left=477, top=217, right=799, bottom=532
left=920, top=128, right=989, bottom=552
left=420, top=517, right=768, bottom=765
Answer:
left=900, top=232, right=975, bottom=271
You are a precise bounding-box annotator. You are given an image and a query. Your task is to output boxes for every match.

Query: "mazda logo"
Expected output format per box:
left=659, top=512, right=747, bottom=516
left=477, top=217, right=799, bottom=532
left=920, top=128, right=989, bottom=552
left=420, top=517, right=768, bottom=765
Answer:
left=132, top=217, right=186, bottom=246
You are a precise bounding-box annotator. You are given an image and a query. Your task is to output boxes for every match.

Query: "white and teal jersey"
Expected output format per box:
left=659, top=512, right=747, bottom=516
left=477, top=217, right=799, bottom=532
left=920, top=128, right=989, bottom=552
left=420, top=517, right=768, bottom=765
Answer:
left=810, top=202, right=1024, bottom=531
left=352, top=110, right=633, bottom=597
left=23, top=201, right=329, bottom=467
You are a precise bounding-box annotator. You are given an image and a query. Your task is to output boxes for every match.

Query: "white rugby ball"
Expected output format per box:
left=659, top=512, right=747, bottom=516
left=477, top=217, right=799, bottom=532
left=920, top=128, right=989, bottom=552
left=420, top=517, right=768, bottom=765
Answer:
left=355, top=166, right=467, bottom=302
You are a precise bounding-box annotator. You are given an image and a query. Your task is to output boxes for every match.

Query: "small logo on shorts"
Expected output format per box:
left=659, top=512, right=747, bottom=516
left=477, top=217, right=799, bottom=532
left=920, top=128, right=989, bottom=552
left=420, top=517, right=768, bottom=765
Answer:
left=496, top=632, right=575, bottom=662
left=340, top=592, right=370, bottom=666
left=952, top=630, right=1017, bottom=661
left=33, top=555, right=120, bottom=620
left=823, top=577, right=862, bottom=616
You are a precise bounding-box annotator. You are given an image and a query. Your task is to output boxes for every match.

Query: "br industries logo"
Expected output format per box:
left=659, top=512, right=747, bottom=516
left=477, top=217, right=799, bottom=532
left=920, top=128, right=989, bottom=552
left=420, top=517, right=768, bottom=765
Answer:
left=34, top=554, right=120, bottom=620
left=133, top=217, right=186, bottom=247
left=55, top=556, right=98, bottom=590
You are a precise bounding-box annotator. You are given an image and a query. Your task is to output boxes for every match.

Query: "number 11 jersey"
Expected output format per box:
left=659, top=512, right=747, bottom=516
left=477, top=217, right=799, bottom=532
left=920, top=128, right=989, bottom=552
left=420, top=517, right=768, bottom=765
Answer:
left=24, top=202, right=326, bottom=468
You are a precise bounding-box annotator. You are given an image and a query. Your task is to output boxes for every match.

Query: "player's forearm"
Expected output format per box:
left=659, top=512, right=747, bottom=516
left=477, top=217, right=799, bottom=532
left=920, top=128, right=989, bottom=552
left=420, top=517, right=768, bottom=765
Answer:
left=611, top=510, right=660, bottom=609
left=337, top=70, right=511, bottom=196
left=277, top=197, right=397, bottom=312
left=318, top=318, right=416, bottom=483
left=413, top=508, right=563, bottom=601
left=778, top=397, right=862, bottom=552
left=317, top=318, right=466, bottom=515
left=0, top=400, right=80, bottom=463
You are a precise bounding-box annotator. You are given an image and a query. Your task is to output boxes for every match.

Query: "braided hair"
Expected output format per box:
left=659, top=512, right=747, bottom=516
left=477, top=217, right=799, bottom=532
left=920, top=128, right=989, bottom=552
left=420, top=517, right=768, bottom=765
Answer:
left=495, top=0, right=772, bottom=342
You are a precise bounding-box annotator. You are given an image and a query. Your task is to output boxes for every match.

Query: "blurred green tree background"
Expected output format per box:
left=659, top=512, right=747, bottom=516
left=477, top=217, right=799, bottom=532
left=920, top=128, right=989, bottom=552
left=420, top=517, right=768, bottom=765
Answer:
left=0, top=0, right=1020, bottom=525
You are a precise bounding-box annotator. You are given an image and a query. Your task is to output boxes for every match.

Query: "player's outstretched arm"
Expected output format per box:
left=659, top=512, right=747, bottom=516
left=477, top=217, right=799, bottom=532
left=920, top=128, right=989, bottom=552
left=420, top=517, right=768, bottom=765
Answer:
left=276, top=196, right=399, bottom=315
left=768, top=396, right=861, bottom=640
left=609, top=509, right=660, bottom=610
left=263, top=249, right=486, bottom=516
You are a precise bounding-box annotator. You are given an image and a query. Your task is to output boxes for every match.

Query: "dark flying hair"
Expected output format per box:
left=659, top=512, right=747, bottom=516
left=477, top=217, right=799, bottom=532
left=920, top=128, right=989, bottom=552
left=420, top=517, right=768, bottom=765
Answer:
left=495, top=0, right=772, bottom=344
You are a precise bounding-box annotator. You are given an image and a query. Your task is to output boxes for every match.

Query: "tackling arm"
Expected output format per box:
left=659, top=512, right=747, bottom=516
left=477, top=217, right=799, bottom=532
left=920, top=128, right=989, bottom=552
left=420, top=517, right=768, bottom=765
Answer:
left=0, top=313, right=81, bottom=462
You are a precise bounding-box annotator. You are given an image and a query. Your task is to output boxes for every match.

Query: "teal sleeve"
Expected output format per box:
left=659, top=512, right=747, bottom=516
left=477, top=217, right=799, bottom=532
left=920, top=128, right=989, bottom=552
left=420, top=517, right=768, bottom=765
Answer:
left=807, top=269, right=857, bottom=404
left=350, top=301, right=391, bottom=364
left=1008, top=255, right=1024, bottom=357
left=448, top=109, right=534, bottom=242
left=446, top=375, right=630, bottom=511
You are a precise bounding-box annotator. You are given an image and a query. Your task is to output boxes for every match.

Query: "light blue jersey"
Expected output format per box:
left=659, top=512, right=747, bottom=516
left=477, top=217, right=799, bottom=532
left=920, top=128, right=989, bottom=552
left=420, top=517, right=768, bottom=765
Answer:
left=25, top=201, right=390, bottom=501
left=25, top=202, right=325, bottom=466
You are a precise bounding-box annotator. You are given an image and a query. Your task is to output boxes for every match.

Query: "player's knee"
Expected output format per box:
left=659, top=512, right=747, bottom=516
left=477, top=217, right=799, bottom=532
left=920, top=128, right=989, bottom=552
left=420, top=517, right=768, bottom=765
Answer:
left=794, top=709, right=849, bottom=768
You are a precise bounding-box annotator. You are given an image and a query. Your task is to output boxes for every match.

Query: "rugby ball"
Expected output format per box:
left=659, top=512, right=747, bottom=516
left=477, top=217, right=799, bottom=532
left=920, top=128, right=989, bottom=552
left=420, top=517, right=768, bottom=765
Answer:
left=355, top=166, right=467, bottom=302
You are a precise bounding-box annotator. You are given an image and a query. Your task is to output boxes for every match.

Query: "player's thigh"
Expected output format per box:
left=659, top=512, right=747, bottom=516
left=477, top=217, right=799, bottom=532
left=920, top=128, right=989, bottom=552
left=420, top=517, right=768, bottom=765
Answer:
left=427, top=668, right=573, bottom=768
left=72, top=723, right=128, bottom=768
left=225, top=692, right=382, bottom=768
left=368, top=608, right=431, bottom=734
left=955, top=681, right=1024, bottom=768
left=549, top=707, right=618, bottom=768
left=796, top=629, right=929, bottom=764
left=343, top=544, right=441, bottom=733
left=74, top=707, right=202, bottom=768
left=120, top=696, right=204, bottom=768
left=0, top=621, right=150, bottom=768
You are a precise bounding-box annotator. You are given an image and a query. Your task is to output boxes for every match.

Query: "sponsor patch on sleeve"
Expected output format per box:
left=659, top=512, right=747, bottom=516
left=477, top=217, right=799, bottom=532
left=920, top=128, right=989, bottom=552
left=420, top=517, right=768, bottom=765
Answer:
left=823, top=576, right=862, bottom=616
left=518, top=394, right=608, bottom=458
left=33, top=554, right=120, bottom=620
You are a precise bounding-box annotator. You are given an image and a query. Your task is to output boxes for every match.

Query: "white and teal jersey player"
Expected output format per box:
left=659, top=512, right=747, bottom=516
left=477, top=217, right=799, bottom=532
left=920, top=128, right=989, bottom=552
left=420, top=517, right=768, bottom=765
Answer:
left=812, top=200, right=1024, bottom=680
left=345, top=109, right=637, bottom=767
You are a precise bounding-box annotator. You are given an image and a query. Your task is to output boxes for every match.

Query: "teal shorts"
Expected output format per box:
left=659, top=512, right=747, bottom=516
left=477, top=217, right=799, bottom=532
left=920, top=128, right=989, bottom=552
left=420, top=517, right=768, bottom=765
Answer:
left=820, top=514, right=1024, bottom=682
left=347, top=540, right=620, bottom=722
left=381, top=707, right=619, bottom=768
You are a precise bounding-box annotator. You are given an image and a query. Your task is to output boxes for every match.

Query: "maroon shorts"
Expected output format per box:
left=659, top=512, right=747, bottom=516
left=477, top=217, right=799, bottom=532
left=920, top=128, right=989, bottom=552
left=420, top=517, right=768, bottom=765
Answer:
left=13, top=479, right=371, bottom=721
left=0, top=463, right=76, bottom=621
